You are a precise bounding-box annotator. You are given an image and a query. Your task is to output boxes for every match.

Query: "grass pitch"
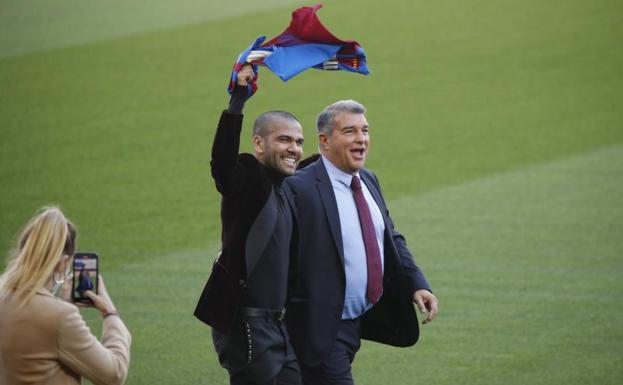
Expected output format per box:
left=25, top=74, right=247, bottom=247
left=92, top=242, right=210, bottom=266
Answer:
left=1, top=0, right=622, bottom=384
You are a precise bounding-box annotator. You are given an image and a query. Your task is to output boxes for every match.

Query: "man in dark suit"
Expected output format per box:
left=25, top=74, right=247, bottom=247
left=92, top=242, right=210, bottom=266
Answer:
left=194, top=65, right=304, bottom=385
left=285, top=100, right=439, bottom=385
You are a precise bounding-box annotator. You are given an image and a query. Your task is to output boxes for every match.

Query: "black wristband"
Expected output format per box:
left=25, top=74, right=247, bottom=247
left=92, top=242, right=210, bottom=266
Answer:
left=103, top=311, right=119, bottom=319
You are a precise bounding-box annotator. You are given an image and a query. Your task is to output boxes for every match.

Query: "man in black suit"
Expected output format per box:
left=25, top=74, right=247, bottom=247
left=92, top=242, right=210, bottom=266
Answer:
left=285, top=100, right=439, bottom=385
left=194, top=65, right=304, bottom=385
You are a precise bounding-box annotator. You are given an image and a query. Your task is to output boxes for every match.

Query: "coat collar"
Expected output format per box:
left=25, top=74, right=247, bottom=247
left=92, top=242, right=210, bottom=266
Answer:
left=313, top=158, right=392, bottom=251
left=321, top=155, right=359, bottom=189
left=36, top=287, right=54, bottom=297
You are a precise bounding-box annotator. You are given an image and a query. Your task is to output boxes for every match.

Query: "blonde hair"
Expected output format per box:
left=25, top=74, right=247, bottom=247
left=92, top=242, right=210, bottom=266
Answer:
left=0, top=207, right=76, bottom=307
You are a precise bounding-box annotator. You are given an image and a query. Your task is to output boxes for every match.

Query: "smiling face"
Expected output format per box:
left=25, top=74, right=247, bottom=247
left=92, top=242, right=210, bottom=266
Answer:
left=319, top=112, right=369, bottom=174
left=254, top=117, right=304, bottom=176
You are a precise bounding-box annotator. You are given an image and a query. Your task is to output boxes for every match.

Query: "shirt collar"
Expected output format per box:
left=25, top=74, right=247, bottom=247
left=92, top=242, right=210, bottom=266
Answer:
left=321, top=155, right=359, bottom=188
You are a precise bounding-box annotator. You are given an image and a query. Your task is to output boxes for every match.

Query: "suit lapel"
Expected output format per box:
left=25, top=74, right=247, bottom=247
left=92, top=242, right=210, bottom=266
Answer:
left=361, top=171, right=393, bottom=241
left=283, top=184, right=297, bottom=223
left=314, top=160, right=345, bottom=265
left=361, top=171, right=386, bottom=218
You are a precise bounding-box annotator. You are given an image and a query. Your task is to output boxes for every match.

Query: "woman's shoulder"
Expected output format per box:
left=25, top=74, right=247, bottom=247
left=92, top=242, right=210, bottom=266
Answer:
left=30, top=290, right=81, bottom=323
left=0, top=290, right=80, bottom=340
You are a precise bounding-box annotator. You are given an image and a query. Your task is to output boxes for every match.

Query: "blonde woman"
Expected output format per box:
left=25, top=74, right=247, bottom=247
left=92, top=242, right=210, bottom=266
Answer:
left=0, top=207, right=131, bottom=385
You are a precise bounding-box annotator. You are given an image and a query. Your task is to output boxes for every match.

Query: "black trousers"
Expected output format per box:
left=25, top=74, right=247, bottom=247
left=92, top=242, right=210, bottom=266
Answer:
left=212, top=311, right=301, bottom=385
left=300, top=318, right=361, bottom=385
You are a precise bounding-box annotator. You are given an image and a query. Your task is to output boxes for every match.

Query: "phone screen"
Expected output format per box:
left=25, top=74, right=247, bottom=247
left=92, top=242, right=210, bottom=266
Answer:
left=72, top=252, right=99, bottom=303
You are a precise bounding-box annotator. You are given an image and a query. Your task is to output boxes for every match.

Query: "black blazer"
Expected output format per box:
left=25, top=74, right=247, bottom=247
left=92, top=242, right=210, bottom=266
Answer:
left=285, top=157, right=431, bottom=367
left=194, top=111, right=283, bottom=333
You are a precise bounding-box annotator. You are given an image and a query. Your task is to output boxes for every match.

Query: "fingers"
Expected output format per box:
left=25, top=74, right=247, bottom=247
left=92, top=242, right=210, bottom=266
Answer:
left=237, top=65, right=255, bottom=86
left=83, top=290, right=97, bottom=302
left=414, top=290, right=439, bottom=325
left=427, top=297, right=439, bottom=323
left=415, top=296, right=427, bottom=314
left=97, top=274, right=106, bottom=292
left=84, top=289, right=112, bottom=316
left=90, top=275, right=117, bottom=316
left=423, top=295, right=438, bottom=324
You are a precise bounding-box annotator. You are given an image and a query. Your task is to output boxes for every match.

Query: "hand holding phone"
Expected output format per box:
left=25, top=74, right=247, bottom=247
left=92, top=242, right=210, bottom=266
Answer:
left=72, top=253, right=118, bottom=316
left=72, top=252, right=99, bottom=303
left=83, top=275, right=117, bottom=317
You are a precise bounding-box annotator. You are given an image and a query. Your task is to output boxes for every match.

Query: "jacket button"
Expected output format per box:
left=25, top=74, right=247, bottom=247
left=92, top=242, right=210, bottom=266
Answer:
left=239, top=279, right=247, bottom=288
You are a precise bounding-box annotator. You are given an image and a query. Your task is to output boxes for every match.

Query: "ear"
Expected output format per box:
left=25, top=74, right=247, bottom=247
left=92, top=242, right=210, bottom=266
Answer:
left=318, top=133, right=330, bottom=152
left=253, top=135, right=264, bottom=155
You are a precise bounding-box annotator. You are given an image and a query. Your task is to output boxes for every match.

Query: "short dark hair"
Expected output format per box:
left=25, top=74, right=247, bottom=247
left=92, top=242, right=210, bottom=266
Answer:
left=253, top=111, right=300, bottom=137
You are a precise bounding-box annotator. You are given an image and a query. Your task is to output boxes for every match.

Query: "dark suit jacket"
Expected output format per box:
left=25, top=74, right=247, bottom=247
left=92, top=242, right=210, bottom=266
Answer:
left=285, top=156, right=432, bottom=367
left=194, top=111, right=284, bottom=333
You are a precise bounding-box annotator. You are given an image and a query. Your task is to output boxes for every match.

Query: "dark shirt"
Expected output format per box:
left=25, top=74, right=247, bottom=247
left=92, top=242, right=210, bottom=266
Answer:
left=242, top=173, right=292, bottom=309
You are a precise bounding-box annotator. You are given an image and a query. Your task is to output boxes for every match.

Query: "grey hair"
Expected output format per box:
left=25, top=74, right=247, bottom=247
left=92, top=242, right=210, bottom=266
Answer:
left=316, top=100, right=366, bottom=134
left=253, top=111, right=300, bottom=137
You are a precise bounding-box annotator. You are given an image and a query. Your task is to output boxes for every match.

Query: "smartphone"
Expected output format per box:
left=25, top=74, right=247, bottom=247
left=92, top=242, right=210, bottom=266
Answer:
left=72, top=252, right=99, bottom=303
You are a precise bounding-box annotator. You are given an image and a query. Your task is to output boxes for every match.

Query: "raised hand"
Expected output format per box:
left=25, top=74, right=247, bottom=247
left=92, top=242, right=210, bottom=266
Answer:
left=237, top=64, right=255, bottom=87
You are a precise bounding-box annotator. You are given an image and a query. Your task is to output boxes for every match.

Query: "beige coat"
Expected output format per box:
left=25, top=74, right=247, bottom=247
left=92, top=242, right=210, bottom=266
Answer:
left=0, top=289, right=131, bottom=385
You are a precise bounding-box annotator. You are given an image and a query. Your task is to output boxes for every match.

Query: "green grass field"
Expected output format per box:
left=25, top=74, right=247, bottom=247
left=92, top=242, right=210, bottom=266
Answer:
left=1, top=0, right=622, bottom=384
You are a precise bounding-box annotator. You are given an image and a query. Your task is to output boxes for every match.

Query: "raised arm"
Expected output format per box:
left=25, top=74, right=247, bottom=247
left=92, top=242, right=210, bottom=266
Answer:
left=59, top=276, right=131, bottom=385
left=211, top=65, right=255, bottom=195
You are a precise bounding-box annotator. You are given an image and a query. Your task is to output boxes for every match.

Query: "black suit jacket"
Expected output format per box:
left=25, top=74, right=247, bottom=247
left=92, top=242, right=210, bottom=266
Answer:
left=284, top=157, right=431, bottom=367
left=194, top=111, right=284, bottom=333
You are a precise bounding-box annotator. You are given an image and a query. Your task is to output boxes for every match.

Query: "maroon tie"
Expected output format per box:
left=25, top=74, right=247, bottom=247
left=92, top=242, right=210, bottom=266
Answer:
left=350, top=175, right=383, bottom=303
